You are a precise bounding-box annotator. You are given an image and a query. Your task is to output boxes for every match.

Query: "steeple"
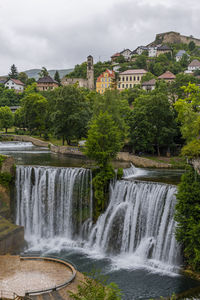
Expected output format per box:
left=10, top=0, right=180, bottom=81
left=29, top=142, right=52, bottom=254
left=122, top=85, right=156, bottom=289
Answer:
left=87, top=55, right=94, bottom=90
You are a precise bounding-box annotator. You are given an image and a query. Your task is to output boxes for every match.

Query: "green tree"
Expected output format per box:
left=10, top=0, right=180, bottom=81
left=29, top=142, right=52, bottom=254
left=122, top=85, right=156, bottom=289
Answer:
left=129, top=93, right=177, bottom=155
left=134, top=54, right=147, bottom=69
left=50, top=85, right=91, bottom=145
left=54, top=70, right=61, bottom=86
left=85, top=111, right=123, bottom=167
left=188, top=41, right=196, bottom=52
left=0, top=106, right=14, bottom=133
left=175, top=166, right=200, bottom=271
left=20, top=93, right=48, bottom=135
left=8, top=64, right=18, bottom=79
left=38, top=67, right=49, bottom=78
left=174, top=83, right=200, bottom=142
left=69, top=270, right=121, bottom=300
left=141, top=72, right=156, bottom=83
left=18, top=72, right=28, bottom=84
left=84, top=112, right=123, bottom=217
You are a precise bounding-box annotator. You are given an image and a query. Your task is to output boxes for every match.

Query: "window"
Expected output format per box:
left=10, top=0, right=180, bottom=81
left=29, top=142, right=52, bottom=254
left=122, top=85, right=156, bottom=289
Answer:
left=105, top=78, right=107, bottom=82
left=118, top=84, right=120, bottom=88
left=130, top=84, right=132, bottom=88
left=130, top=76, right=132, bottom=81
left=105, top=84, right=107, bottom=88
left=134, top=76, right=136, bottom=81
left=101, top=78, right=104, bottom=82
left=102, top=90, right=104, bottom=93
left=126, top=84, right=128, bottom=88
left=137, top=76, right=140, bottom=81
left=108, top=78, right=111, bottom=82
left=122, top=77, right=125, bottom=81
left=98, top=90, right=100, bottom=93
left=122, top=84, right=124, bottom=88
left=126, top=76, right=128, bottom=81
left=102, top=84, right=104, bottom=88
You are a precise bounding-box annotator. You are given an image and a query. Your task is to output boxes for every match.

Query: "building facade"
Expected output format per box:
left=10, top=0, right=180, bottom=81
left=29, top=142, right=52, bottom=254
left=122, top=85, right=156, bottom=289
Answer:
left=117, top=69, right=147, bottom=91
left=96, top=69, right=115, bottom=94
left=37, top=76, right=59, bottom=91
left=4, top=78, right=25, bottom=92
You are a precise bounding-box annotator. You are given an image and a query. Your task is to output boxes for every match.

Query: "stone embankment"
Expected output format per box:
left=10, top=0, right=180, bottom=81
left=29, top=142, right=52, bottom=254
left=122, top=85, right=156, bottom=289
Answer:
left=2, top=134, right=173, bottom=168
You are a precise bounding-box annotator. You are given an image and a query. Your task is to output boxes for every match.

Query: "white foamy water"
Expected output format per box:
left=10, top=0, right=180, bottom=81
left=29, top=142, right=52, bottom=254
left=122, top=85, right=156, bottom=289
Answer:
left=16, top=165, right=181, bottom=276
left=122, top=163, right=148, bottom=179
left=0, top=142, right=34, bottom=149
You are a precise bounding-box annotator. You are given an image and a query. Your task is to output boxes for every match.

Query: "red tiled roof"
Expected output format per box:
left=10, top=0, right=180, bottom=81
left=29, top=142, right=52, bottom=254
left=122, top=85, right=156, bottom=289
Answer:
left=111, top=53, right=120, bottom=58
left=7, top=78, right=25, bottom=86
left=96, top=69, right=115, bottom=82
left=119, top=69, right=147, bottom=75
left=158, top=71, right=175, bottom=79
left=188, top=59, right=200, bottom=67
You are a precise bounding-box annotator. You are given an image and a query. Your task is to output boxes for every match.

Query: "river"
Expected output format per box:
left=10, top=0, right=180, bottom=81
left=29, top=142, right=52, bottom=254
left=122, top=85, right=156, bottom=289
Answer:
left=0, top=141, right=199, bottom=300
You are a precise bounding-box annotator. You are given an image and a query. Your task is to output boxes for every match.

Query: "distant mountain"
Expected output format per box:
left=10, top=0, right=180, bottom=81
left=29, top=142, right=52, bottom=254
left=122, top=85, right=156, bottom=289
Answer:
left=24, top=68, right=73, bottom=80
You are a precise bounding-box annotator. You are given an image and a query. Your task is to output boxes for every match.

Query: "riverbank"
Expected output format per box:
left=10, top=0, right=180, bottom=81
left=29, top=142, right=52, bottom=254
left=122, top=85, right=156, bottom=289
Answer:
left=1, top=134, right=185, bottom=169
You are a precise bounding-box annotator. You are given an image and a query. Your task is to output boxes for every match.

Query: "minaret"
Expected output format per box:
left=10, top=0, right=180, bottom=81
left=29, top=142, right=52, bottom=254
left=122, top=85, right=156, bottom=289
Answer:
left=87, top=55, right=94, bottom=90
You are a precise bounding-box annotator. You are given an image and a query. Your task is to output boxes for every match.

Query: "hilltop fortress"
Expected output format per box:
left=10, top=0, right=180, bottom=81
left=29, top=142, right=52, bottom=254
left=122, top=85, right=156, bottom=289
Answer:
left=148, top=31, right=200, bottom=47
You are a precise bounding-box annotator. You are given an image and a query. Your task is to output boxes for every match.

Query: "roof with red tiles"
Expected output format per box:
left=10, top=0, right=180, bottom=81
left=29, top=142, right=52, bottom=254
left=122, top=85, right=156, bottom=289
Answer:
left=96, top=69, right=115, bottom=82
left=158, top=71, right=175, bottom=79
left=188, top=59, right=200, bottom=67
left=111, top=53, right=120, bottom=58
left=5, top=78, right=25, bottom=85
left=142, top=79, right=156, bottom=86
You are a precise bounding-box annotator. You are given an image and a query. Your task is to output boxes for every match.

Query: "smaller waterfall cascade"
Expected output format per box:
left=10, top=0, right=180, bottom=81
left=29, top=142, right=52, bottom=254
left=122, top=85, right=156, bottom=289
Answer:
left=16, top=166, right=92, bottom=240
left=87, top=180, right=180, bottom=271
left=123, top=163, right=148, bottom=179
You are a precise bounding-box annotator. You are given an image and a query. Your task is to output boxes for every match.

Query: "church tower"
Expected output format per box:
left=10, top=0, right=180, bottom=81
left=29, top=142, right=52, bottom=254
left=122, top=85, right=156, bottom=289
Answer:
left=87, top=55, right=94, bottom=90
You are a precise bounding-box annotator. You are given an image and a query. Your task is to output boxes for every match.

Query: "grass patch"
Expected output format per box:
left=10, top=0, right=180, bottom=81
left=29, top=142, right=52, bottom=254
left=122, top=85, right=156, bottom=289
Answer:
left=143, top=156, right=187, bottom=169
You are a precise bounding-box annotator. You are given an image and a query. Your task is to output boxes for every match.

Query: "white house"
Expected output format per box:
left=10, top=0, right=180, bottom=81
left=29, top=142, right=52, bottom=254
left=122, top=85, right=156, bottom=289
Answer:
left=175, top=50, right=189, bottom=62
left=187, top=59, right=200, bottom=72
left=148, top=47, right=157, bottom=57
left=4, top=78, right=25, bottom=92
left=120, top=49, right=132, bottom=61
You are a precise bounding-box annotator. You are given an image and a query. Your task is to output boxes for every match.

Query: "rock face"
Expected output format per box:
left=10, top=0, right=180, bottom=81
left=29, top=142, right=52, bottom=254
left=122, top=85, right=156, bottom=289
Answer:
left=149, top=31, right=200, bottom=47
left=0, top=156, right=24, bottom=254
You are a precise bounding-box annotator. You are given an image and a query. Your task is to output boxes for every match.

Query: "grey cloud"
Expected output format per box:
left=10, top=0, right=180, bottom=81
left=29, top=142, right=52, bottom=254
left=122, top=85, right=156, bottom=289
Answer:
left=0, top=0, right=200, bottom=74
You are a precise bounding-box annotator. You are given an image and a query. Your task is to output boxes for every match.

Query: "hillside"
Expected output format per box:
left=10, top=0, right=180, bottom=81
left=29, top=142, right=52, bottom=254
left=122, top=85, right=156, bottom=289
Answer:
left=24, top=68, right=73, bottom=80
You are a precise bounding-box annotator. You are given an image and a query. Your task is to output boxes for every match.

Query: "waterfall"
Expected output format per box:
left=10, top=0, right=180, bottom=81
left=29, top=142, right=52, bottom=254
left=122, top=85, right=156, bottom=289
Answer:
left=87, top=180, right=180, bottom=272
left=16, top=166, right=92, bottom=241
left=15, top=165, right=180, bottom=273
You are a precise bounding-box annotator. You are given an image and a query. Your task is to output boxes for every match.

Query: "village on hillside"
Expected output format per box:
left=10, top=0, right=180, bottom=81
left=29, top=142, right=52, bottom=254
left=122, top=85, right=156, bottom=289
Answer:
left=1, top=31, right=200, bottom=99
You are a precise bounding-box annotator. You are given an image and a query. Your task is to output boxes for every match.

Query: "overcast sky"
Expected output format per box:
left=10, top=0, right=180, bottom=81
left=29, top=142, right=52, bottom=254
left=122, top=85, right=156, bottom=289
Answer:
left=0, top=0, right=200, bottom=74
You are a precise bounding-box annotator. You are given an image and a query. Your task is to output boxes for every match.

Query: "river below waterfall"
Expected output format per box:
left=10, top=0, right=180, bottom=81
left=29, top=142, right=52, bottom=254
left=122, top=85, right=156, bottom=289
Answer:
left=1, top=141, right=199, bottom=299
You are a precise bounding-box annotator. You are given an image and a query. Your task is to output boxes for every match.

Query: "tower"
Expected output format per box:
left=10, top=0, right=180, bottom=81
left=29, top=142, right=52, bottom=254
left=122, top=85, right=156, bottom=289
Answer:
left=87, top=55, right=94, bottom=90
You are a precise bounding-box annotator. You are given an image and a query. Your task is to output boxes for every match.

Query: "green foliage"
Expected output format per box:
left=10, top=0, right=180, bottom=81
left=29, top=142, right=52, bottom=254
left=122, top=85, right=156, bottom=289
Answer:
left=174, top=83, right=200, bottom=142
left=0, top=85, right=22, bottom=106
left=141, top=72, right=156, bottom=83
left=120, top=86, right=146, bottom=105
left=0, top=172, right=13, bottom=187
left=0, top=106, right=14, bottom=133
left=18, top=72, right=28, bottom=84
left=129, top=92, right=177, bottom=155
left=114, top=55, right=126, bottom=63
left=67, top=62, right=87, bottom=79
left=20, top=93, right=48, bottom=135
left=188, top=41, right=196, bottom=52
left=54, top=70, right=61, bottom=86
left=0, top=155, right=6, bottom=168
left=38, top=67, right=49, bottom=78
left=68, top=269, right=122, bottom=300
left=181, top=140, right=200, bottom=159
left=175, top=166, right=200, bottom=271
left=117, top=168, right=123, bottom=179
left=84, top=111, right=123, bottom=167
left=8, top=64, right=18, bottom=79
left=50, top=85, right=92, bottom=145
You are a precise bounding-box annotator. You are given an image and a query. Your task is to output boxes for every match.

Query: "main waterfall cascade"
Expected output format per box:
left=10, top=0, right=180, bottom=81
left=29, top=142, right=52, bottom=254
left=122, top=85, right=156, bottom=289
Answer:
left=16, top=165, right=181, bottom=274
